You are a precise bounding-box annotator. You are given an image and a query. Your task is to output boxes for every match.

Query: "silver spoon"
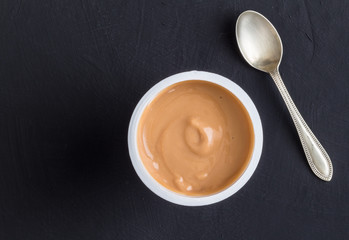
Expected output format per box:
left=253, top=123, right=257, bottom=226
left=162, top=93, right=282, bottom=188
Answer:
left=235, top=10, right=333, bottom=181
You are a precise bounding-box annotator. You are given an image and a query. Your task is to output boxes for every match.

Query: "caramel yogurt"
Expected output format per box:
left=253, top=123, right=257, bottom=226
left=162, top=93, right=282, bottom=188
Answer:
left=137, top=80, right=254, bottom=196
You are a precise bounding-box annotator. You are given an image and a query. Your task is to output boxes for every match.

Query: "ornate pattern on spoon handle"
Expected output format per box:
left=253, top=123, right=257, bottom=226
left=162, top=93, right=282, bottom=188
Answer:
left=270, top=70, right=333, bottom=181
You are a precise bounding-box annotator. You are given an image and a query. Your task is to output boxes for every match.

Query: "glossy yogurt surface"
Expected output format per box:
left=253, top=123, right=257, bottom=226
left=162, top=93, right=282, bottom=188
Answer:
left=137, top=80, right=254, bottom=196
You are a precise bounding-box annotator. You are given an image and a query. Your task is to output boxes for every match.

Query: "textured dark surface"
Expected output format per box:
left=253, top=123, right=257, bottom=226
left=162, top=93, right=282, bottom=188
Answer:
left=1, top=0, right=349, bottom=239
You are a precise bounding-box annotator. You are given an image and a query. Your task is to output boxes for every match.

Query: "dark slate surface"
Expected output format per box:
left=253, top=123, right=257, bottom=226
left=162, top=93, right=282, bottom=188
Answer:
left=0, top=0, right=349, bottom=239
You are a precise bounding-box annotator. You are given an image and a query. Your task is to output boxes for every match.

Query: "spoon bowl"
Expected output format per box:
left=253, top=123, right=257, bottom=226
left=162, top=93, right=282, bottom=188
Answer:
left=236, top=10, right=283, bottom=73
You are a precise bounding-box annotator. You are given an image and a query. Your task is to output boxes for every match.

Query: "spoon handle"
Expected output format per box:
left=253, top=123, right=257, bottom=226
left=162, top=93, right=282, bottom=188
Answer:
left=270, top=70, right=333, bottom=181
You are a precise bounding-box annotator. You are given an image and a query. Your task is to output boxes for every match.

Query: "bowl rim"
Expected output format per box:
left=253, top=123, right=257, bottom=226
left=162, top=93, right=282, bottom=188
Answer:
left=128, top=70, right=263, bottom=206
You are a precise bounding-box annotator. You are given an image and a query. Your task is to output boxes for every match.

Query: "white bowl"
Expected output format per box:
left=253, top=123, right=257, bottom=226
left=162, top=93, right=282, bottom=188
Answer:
left=128, top=71, right=263, bottom=206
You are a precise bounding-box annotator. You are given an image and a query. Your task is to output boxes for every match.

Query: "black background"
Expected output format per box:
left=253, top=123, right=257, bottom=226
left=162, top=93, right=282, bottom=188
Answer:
left=1, top=0, right=349, bottom=239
